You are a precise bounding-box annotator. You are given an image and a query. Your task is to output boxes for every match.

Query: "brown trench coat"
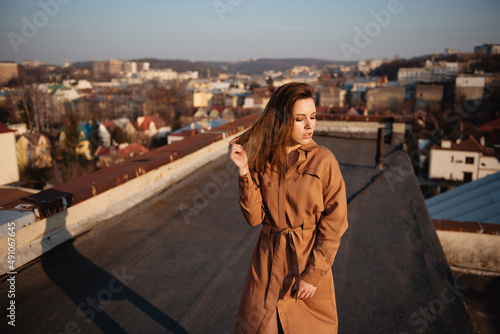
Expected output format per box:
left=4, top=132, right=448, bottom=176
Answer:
left=236, top=140, right=349, bottom=334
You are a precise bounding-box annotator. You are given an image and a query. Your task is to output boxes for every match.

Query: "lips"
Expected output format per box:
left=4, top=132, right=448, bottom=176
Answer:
left=303, top=133, right=312, bottom=139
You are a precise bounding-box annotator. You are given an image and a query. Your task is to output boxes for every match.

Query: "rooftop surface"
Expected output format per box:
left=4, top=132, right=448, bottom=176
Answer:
left=0, top=136, right=475, bottom=333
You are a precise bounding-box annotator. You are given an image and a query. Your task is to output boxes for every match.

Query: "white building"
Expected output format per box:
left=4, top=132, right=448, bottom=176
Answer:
left=39, top=84, right=81, bottom=103
left=122, top=61, right=138, bottom=74
left=139, top=68, right=177, bottom=82
left=445, top=48, right=461, bottom=56
left=0, top=125, right=19, bottom=185
left=242, top=96, right=255, bottom=109
left=53, top=87, right=80, bottom=103
left=62, top=79, right=93, bottom=90
left=177, top=71, right=199, bottom=81
left=455, top=76, right=486, bottom=101
left=357, top=59, right=390, bottom=74
left=211, top=82, right=231, bottom=91
left=193, top=91, right=213, bottom=108
left=7, top=123, right=27, bottom=135
left=429, top=137, right=500, bottom=182
left=456, top=76, right=486, bottom=88
left=98, top=123, right=111, bottom=147
left=398, top=62, right=459, bottom=84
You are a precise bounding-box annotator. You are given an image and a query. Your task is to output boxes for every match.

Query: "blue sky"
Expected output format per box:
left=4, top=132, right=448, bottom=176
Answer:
left=0, top=0, right=499, bottom=64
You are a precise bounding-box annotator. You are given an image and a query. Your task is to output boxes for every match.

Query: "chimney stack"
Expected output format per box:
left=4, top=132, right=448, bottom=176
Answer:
left=376, top=127, right=384, bottom=170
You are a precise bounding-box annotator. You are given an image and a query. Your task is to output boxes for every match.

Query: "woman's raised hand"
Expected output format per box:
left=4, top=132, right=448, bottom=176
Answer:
left=292, top=279, right=317, bottom=300
left=229, top=138, right=249, bottom=176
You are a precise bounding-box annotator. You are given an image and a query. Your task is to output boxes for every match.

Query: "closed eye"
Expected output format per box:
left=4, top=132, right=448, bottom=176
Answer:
left=295, top=117, right=316, bottom=121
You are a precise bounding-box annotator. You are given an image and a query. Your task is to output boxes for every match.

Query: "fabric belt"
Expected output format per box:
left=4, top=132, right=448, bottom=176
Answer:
left=262, top=223, right=316, bottom=308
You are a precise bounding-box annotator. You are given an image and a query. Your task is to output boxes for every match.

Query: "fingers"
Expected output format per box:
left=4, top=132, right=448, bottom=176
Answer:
left=231, top=143, right=244, bottom=152
left=228, top=142, right=243, bottom=158
left=229, top=137, right=239, bottom=145
left=292, top=282, right=316, bottom=299
left=229, top=144, right=243, bottom=159
left=297, top=289, right=314, bottom=299
left=229, top=143, right=246, bottom=159
left=228, top=143, right=249, bottom=175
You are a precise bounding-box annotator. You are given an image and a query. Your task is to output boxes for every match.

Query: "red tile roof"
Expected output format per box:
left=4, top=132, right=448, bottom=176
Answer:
left=95, top=144, right=148, bottom=159
left=170, top=129, right=198, bottom=138
left=315, top=106, right=329, bottom=113
left=101, top=121, right=115, bottom=130
left=94, top=146, right=112, bottom=156
left=478, top=118, right=500, bottom=132
left=330, top=106, right=350, bottom=114
left=0, top=123, right=16, bottom=134
left=115, top=143, right=148, bottom=159
left=210, top=106, right=225, bottom=112
left=431, top=135, right=493, bottom=156
left=136, top=115, right=167, bottom=131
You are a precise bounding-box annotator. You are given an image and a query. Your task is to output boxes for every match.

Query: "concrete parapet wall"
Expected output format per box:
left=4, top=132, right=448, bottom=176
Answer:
left=315, top=114, right=412, bottom=142
left=315, top=120, right=388, bottom=140
left=436, top=230, right=500, bottom=276
left=433, top=219, right=500, bottom=276
left=0, top=114, right=259, bottom=275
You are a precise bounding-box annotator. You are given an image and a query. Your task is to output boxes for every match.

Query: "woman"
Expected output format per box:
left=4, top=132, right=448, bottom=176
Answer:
left=229, top=82, right=348, bottom=334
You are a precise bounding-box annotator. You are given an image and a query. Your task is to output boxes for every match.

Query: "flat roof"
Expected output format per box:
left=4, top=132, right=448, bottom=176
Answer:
left=0, top=137, right=472, bottom=333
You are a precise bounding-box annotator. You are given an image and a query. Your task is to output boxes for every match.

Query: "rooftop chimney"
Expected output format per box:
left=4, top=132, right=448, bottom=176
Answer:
left=376, top=128, right=384, bottom=170
left=441, top=140, right=452, bottom=149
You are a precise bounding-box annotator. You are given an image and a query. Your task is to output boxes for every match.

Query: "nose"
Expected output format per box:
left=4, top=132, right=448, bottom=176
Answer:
left=304, top=119, right=312, bottom=129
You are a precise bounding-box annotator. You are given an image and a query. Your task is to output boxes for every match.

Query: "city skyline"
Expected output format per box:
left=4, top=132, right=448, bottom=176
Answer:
left=0, top=0, right=499, bottom=65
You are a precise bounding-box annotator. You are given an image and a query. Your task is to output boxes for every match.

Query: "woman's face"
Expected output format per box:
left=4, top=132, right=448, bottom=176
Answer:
left=289, top=98, right=316, bottom=150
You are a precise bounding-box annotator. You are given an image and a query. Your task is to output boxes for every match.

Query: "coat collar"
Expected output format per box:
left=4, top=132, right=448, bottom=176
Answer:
left=297, top=139, right=319, bottom=153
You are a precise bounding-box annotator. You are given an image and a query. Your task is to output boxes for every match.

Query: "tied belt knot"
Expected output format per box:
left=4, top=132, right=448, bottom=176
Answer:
left=261, top=222, right=316, bottom=309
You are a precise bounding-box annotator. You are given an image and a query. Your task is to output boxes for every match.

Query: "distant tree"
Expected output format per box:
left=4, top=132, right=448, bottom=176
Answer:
left=89, top=114, right=101, bottom=154
left=17, top=91, right=34, bottom=131
left=0, top=96, right=18, bottom=124
left=0, top=105, right=10, bottom=124
left=65, top=114, right=80, bottom=151
left=472, top=54, right=500, bottom=73
left=370, top=59, right=424, bottom=81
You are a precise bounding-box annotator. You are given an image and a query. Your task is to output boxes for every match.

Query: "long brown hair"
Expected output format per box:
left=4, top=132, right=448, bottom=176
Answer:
left=236, top=82, right=315, bottom=175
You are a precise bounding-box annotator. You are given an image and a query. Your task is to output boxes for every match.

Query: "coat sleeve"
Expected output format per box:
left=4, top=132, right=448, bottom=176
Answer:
left=238, top=172, right=265, bottom=227
left=301, top=154, right=348, bottom=287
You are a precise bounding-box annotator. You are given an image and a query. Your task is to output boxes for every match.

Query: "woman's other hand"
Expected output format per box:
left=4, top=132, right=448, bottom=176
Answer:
left=229, top=138, right=249, bottom=176
left=292, top=279, right=317, bottom=299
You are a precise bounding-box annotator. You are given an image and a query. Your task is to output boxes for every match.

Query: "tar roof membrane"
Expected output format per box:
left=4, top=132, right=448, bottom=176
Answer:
left=0, top=137, right=472, bottom=333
